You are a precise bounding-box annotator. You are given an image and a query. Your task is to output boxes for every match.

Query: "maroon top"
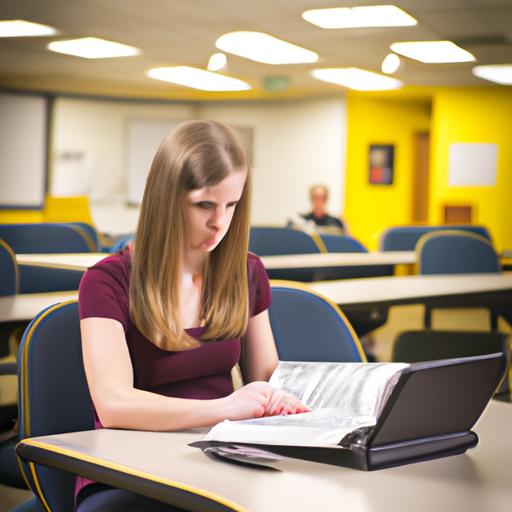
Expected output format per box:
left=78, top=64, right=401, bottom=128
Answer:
left=75, top=247, right=271, bottom=499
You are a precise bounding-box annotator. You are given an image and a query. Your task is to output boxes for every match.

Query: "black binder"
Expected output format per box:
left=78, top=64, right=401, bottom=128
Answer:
left=191, top=353, right=506, bottom=471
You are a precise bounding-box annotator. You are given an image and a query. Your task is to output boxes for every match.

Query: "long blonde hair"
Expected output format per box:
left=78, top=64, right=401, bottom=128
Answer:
left=130, top=120, right=250, bottom=351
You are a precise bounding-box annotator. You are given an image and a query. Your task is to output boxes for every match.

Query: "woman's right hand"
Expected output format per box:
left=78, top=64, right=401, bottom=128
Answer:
left=222, top=381, right=276, bottom=420
left=222, top=382, right=310, bottom=421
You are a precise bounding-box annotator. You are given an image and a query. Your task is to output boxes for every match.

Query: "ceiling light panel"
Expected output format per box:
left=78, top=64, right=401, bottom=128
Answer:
left=381, top=53, right=401, bottom=74
left=311, top=67, right=403, bottom=91
left=302, top=5, right=417, bottom=29
left=216, top=31, right=318, bottom=65
left=0, top=19, right=57, bottom=37
left=472, top=64, right=512, bottom=85
left=390, top=41, right=475, bottom=63
left=48, top=37, right=140, bottom=59
left=148, top=66, right=251, bottom=91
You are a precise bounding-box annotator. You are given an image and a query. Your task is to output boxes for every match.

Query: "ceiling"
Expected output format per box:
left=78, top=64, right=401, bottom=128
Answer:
left=0, top=0, right=511, bottom=100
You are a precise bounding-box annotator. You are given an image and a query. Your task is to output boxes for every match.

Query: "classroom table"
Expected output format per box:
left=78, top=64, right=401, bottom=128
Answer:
left=0, top=291, right=78, bottom=322
left=16, top=400, right=512, bottom=512
left=16, top=251, right=415, bottom=272
left=309, top=273, right=512, bottom=308
left=310, top=273, right=512, bottom=337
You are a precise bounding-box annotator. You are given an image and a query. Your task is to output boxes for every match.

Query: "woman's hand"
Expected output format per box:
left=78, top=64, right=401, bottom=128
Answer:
left=222, top=382, right=310, bottom=421
left=264, top=388, right=311, bottom=416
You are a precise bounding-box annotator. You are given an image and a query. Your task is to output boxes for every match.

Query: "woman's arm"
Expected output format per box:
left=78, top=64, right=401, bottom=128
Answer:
left=81, top=317, right=275, bottom=431
left=241, top=309, right=279, bottom=383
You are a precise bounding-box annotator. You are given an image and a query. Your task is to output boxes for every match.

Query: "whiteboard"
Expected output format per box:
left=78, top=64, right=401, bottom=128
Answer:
left=0, top=92, right=47, bottom=208
left=126, top=119, right=183, bottom=205
left=448, top=143, right=497, bottom=186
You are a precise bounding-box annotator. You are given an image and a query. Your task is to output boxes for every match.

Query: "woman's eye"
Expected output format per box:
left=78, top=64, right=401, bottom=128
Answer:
left=227, top=202, right=238, bottom=208
left=196, top=202, right=213, bottom=209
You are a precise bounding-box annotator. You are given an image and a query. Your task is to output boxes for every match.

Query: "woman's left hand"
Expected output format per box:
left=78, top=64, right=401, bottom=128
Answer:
left=264, top=389, right=311, bottom=416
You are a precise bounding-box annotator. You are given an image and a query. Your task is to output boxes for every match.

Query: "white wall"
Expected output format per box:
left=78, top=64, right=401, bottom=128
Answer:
left=198, top=97, right=347, bottom=225
left=51, top=96, right=346, bottom=233
left=52, top=97, right=197, bottom=233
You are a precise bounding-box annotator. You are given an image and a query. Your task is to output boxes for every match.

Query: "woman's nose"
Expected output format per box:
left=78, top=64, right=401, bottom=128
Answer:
left=209, top=207, right=226, bottom=229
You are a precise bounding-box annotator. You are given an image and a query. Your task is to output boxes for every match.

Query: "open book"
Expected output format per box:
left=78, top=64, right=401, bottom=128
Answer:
left=205, top=361, right=409, bottom=448
left=193, top=354, right=504, bottom=470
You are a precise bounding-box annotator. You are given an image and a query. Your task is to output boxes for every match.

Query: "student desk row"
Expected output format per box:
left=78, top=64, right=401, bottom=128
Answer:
left=3, top=272, right=512, bottom=326
left=16, top=400, right=512, bottom=512
left=16, top=251, right=416, bottom=272
left=16, top=252, right=512, bottom=273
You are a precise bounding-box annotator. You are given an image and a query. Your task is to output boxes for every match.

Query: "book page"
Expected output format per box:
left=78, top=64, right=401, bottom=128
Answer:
left=270, top=361, right=409, bottom=418
left=205, top=361, right=408, bottom=447
left=205, top=408, right=376, bottom=447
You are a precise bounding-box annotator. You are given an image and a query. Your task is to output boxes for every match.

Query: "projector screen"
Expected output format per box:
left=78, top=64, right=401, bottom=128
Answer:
left=0, top=92, right=48, bottom=208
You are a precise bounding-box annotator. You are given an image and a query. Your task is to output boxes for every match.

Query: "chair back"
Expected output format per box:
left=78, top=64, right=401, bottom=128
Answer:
left=0, top=223, right=96, bottom=253
left=249, top=227, right=324, bottom=256
left=0, top=239, right=19, bottom=296
left=417, top=231, right=500, bottom=275
left=380, top=225, right=492, bottom=251
left=269, top=281, right=365, bottom=362
left=17, top=301, right=94, bottom=512
left=319, top=234, right=367, bottom=253
left=66, top=222, right=100, bottom=252
left=392, top=330, right=509, bottom=364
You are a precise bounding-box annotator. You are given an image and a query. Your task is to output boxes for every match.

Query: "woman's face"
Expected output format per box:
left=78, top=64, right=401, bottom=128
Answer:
left=185, top=169, right=247, bottom=253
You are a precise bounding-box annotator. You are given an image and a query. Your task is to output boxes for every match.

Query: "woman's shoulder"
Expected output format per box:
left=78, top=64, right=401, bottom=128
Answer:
left=247, top=251, right=264, bottom=267
left=82, top=247, right=131, bottom=290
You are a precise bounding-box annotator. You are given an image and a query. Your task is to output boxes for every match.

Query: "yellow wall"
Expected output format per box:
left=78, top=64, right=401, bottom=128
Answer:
left=429, top=87, right=512, bottom=251
left=344, top=94, right=431, bottom=249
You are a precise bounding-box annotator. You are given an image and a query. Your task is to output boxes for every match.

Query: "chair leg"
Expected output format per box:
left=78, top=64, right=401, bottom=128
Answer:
left=424, top=305, right=433, bottom=329
left=490, top=310, right=498, bottom=331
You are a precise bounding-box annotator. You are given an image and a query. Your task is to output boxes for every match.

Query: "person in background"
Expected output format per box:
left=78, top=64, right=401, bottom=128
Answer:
left=302, top=184, right=346, bottom=233
left=77, top=120, right=309, bottom=511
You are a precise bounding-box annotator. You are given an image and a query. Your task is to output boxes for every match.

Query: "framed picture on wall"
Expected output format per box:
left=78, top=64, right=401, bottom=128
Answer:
left=369, top=144, right=394, bottom=185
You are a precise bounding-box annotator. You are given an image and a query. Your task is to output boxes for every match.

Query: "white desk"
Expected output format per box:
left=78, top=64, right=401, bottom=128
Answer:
left=309, top=273, right=512, bottom=307
left=16, top=400, right=512, bottom=512
left=0, top=291, right=78, bottom=322
left=16, top=252, right=414, bottom=272
left=16, top=253, right=107, bottom=272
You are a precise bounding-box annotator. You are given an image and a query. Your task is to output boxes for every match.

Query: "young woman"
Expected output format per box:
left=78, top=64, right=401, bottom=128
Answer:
left=76, top=120, right=309, bottom=511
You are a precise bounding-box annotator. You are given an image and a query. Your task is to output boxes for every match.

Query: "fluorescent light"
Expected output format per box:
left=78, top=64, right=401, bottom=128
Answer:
left=381, top=53, right=401, bottom=74
left=311, top=67, right=403, bottom=91
left=207, top=52, right=227, bottom=71
left=302, top=5, right=417, bottom=29
left=390, top=41, right=475, bottom=63
left=48, top=37, right=140, bottom=59
left=148, top=66, right=251, bottom=91
left=216, top=31, right=318, bottom=65
left=0, top=19, right=57, bottom=37
left=472, top=64, right=512, bottom=85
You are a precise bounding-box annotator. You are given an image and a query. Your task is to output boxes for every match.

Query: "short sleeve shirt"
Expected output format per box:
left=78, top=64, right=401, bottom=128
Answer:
left=75, top=248, right=271, bottom=501
left=79, top=247, right=271, bottom=409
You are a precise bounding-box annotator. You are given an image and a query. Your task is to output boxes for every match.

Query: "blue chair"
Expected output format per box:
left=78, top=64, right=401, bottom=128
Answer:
left=319, top=234, right=367, bottom=253
left=317, top=233, right=394, bottom=280
left=417, top=230, right=501, bottom=329
left=0, top=239, right=21, bottom=359
left=0, top=224, right=87, bottom=293
left=109, top=233, right=134, bottom=253
left=380, top=225, right=493, bottom=251
left=16, top=301, right=95, bottom=511
left=0, top=223, right=96, bottom=254
left=250, top=227, right=325, bottom=281
left=0, top=238, right=19, bottom=298
left=268, top=281, right=366, bottom=362
left=66, top=222, right=101, bottom=252
left=249, top=226, right=325, bottom=256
